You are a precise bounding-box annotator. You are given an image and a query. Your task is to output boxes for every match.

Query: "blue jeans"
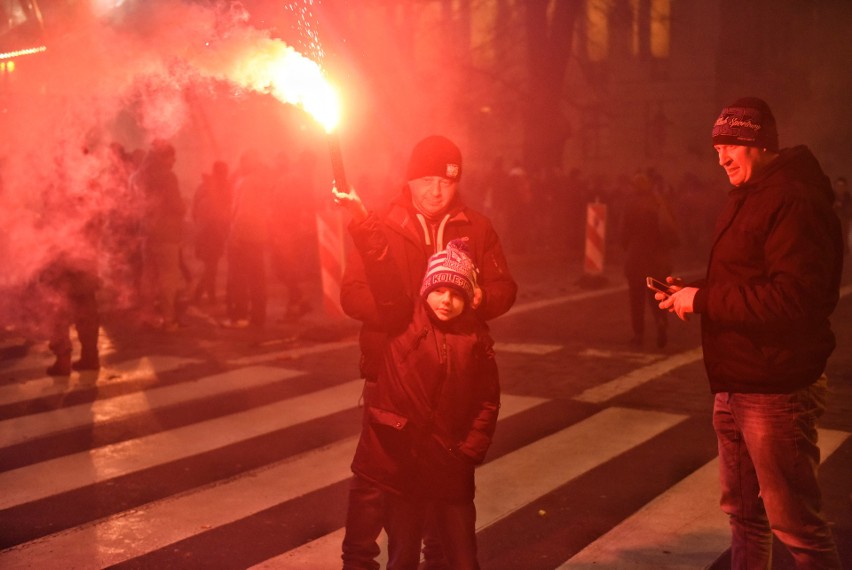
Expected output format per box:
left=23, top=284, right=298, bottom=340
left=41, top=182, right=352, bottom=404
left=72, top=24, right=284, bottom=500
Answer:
left=713, top=376, right=841, bottom=569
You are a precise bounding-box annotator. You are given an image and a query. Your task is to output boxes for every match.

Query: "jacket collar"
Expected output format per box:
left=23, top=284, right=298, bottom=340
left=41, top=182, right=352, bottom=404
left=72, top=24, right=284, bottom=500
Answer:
left=386, top=186, right=471, bottom=242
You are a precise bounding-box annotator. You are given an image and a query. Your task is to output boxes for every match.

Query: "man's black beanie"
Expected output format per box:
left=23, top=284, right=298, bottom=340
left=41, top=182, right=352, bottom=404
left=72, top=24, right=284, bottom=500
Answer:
left=712, top=97, right=779, bottom=152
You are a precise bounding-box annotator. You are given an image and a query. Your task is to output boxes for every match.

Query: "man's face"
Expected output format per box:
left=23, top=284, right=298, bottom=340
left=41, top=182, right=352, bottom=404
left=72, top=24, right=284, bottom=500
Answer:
left=714, top=144, right=772, bottom=187
left=409, top=176, right=458, bottom=217
left=426, top=286, right=466, bottom=321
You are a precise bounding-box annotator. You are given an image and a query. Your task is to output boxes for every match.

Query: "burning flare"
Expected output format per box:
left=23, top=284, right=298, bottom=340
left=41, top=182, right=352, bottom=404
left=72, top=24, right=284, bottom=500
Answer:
left=194, top=32, right=340, bottom=132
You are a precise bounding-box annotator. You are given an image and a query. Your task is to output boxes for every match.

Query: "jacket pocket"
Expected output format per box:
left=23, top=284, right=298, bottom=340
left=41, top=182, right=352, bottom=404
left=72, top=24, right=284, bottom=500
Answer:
left=367, top=406, right=408, bottom=431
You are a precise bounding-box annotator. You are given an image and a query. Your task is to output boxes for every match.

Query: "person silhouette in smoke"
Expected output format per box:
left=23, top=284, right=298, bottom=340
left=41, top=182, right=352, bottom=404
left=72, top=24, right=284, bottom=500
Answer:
left=620, top=170, right=679, bottom=348
left=41, top=255, right=101, bottom=376
left=133, top=139, right=186, bottom=331
left=268, top=149, right=316, bottom=320
left=101, top=142, right=145, bottom=311
left=40, top=147, right=104, bottom=375
left=224, top=149, right=273, bottom=328
left=191, top=160, right=232, bottom=306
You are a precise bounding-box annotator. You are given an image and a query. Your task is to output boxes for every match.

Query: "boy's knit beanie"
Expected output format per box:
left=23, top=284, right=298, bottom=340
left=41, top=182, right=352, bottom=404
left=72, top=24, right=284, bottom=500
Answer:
left=420, top=239, right=477, bottom=303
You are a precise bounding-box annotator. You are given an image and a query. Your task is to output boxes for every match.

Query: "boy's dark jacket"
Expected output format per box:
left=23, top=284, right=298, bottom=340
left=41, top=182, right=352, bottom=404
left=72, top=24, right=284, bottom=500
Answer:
left=340, top=187, right=516, bottom=381
left=692, top=145, right=842, bottom=393
left=347, top=213, right=500, bottom=502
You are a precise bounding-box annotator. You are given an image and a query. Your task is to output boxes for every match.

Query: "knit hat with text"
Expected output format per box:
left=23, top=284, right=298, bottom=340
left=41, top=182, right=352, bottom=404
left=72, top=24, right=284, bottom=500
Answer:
left=712, top=97, right=779, bottom=152
left=406, top=135, right=462, bottom=181
left=420, top=239, right=478, bottom=303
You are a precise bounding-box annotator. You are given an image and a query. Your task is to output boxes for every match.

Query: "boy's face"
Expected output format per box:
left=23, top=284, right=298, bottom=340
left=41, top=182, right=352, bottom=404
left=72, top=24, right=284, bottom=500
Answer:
left=426, top=287, right=466, bottom=321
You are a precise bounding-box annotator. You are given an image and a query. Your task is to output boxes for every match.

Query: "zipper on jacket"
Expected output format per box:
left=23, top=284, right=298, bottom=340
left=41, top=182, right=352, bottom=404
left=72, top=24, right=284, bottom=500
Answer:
left=707, top=195, right=747, bottom=282
left=424, top=332, right=450, bottom=448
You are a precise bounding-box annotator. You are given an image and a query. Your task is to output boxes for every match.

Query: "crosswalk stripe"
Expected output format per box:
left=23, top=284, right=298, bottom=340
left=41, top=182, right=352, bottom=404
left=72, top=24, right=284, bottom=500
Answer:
left=0, top=378, right=365, bottom=510
left=505, top=285, right=628, bottom=316
left=495, top=342, right=563, bottom=355
left=474, top=407, right=687, bottom=526
left=558, top=428, right=849, bottom=569
left=257, top=528, right=346, bottom=569
left=0, top=365, right=304, bottom=447
left=0, top=437, right=358, bottom=569
left=265, top=407, right=687, bottom=568
left=574, top=347, right=704, bottom=403
left=227, top=340, right=358, bottom=366
left=0, top=355, right=201, bottom=406
left=0, top=393, right=547, bottom=568
left=579, top=347, right=661, bottom=365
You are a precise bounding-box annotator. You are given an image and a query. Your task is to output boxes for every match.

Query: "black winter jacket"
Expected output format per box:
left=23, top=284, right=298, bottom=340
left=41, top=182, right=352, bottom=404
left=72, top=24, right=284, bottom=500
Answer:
left=693, top=146, right=843, bottom=393
left=340, top=187, right=516, bottom=381
left=347, top=213, right=500, bottom=501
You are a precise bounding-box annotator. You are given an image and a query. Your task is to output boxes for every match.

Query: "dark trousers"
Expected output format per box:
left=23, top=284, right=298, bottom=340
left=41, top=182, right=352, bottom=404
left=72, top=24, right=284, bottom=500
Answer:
left=194, top=257, right=221, bottom=303
left=43, top=268, right=100, bottom=360
left=627, top=277, right=666, bottom=338
left=341, top=475, right=479, bottom=570
left=226, top=240, right=266, bottom=325
left=49, top=289, right=99, bottom=359
left=342, top=475, right=384, bottom=570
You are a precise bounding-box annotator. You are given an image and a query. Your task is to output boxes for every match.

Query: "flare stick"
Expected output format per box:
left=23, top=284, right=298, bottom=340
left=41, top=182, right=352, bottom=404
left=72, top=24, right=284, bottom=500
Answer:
left=327, top=131, right=348, bottom=193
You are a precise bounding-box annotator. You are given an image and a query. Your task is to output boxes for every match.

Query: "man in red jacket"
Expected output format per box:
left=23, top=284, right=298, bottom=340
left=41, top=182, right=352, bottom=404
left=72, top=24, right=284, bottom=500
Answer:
left=338, top=135, right=517, bottom=569
left=659, top=98, right=842, bottom=568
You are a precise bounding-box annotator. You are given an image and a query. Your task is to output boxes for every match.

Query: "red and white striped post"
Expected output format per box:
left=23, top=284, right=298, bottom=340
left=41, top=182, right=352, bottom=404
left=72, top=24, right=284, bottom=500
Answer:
left=315, top=208, right=346, bottom=318
left=582, top=200, right=608, bottom=286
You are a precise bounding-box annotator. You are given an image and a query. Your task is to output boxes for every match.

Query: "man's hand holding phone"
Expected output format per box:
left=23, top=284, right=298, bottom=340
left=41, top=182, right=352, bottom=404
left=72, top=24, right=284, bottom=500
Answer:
left=650, top=275, right=697, bottom=321
left=646, top=276, right=673, bottom=298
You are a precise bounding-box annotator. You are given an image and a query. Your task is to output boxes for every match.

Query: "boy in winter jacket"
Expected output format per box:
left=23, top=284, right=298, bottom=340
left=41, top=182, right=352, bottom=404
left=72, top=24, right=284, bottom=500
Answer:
left=334, top=185, right=499, bottom=570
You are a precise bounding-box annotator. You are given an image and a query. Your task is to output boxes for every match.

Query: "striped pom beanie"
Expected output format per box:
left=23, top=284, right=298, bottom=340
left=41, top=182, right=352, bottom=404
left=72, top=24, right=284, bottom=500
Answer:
left=420, top=239, right=478, bottom=303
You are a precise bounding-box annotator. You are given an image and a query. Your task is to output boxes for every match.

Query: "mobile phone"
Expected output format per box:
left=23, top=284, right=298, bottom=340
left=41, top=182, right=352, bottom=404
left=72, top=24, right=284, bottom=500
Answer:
left=646, top=276, right=671, bottom=296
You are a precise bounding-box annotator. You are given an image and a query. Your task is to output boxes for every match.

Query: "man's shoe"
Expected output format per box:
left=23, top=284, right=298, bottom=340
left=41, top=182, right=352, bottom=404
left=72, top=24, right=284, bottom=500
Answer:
left=47, top=353, right=72, bottom=376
